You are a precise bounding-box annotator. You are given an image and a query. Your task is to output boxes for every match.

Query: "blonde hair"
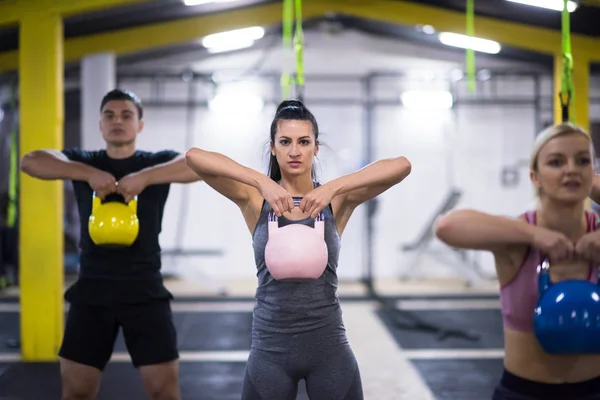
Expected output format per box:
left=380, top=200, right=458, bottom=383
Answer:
left=529, top=122, right=592, bottom=172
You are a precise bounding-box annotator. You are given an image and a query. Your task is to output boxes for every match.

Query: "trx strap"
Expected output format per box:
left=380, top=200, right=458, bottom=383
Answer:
left=559, top=0, right=574, bottom=123
left=281, top=0, right=293, bottom=99
left=7, top=80, right=18, bottom=229
left=466, top=0, right=476, bottom=93
left=281, top=0, right=305, bottom=101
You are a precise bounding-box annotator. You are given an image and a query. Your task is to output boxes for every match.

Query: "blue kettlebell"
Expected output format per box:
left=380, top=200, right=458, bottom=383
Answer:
left=533, top=258, right=600, bottom=354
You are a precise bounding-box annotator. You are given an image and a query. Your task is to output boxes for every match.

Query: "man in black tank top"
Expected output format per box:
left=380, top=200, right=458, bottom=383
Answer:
left=20, top=89, right=201, bottom=400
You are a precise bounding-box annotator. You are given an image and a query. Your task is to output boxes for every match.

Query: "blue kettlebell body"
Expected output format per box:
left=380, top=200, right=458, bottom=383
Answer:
left=533, top=260, right=600, bottom=354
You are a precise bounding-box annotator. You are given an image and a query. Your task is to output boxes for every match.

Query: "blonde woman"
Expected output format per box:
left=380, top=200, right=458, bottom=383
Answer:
left=435, top=123, right=600, bottom=399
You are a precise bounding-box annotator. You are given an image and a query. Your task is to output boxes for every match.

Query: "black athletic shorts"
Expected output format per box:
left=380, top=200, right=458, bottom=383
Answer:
left=58, top=299, right=179, bottom=371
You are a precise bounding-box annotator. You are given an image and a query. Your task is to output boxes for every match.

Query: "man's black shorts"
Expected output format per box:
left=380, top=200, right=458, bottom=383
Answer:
left=58, top=299, right=179, bottom=371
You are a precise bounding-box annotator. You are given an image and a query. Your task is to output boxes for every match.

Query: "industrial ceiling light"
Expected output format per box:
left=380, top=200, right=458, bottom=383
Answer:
left=438, top=32, right=501, bottom=54
left=206, top=40, right=256, bottom=54
left=202, top=26, right=265, bottom=53
left=505, top=0, right=578, bottom=12
left=183, top=0, right=240, bottom=6
left=416, top=24, right=436, bottom=35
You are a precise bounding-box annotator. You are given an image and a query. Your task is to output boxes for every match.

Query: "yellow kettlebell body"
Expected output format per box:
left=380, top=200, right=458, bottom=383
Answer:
left=88, top=192, right=140, bottom=247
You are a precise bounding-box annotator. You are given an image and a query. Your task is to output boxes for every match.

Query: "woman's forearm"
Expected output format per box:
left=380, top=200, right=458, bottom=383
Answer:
left=20, top=150, right=95, bottom=182
left=184, top=148, right=268, bottom=189
left=328, top=156, right=411, bottom=196
left=435, top=209, right=536, bottom=251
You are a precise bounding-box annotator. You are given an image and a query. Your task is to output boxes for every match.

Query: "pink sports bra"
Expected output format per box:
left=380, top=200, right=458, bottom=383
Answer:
left=499, top=210, right=599, bottom=332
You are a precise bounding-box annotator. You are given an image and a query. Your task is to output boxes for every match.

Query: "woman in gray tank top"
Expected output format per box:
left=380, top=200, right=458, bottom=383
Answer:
left=185, top=100, right=412, bottom=399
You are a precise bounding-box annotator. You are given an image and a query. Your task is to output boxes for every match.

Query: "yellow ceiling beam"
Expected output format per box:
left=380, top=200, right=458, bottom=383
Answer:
left=62, top=2, right=301, bottom=64
left=45, top=0, right=153, bottom=18
left=0, top=1, right=315, bottom=73
left=0, top=0, right=153, bottom=27
left=2, top=0, right=600, bottom=74
left=0, top=0, right=22, bottom=27
left=328, top=0, right=600, bottom=60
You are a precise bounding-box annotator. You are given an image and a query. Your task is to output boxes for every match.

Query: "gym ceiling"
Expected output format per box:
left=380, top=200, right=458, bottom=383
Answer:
left=1, top=0, right=600, bottom=78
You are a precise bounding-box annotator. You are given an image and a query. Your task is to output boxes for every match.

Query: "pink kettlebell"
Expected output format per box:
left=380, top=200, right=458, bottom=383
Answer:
left=264, top=209, right=329, bottom=281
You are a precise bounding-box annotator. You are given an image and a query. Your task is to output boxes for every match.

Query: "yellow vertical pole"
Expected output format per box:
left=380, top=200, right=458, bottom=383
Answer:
left=553, top=52, right=590, bottom=133
left=19, top=11, right=65, bottom=361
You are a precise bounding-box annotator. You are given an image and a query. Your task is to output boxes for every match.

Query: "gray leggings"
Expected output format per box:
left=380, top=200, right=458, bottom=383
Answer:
left=241, top=344, right=364, bottom=400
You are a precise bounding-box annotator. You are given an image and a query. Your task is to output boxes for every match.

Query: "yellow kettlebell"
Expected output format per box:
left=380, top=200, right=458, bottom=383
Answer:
left=88, top=192, right=140, bottom=247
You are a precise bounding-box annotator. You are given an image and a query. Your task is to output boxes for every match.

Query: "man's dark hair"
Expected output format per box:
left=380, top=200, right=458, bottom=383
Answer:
left=100, top=89, right=144, bottom=119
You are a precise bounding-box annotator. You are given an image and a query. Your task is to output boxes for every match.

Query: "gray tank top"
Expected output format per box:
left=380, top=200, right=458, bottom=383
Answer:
left=251, top=182, right=345, bottom=349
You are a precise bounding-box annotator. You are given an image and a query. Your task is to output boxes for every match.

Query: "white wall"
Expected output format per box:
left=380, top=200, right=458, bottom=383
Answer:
left=112, top=68, right=600, bottom=284
left=1, top=69, right=597, bottom=284
left=65, top=27, right=600, bottom=284
left=119, top=77, right=368, bottom=280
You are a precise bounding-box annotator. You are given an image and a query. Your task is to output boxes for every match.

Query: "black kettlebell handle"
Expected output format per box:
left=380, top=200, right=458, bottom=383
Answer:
left=268, top=197, right=324, bottom=222
left=101, top=193, right=127, bottom=204
left=95, top=192, right=138, bottom=205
